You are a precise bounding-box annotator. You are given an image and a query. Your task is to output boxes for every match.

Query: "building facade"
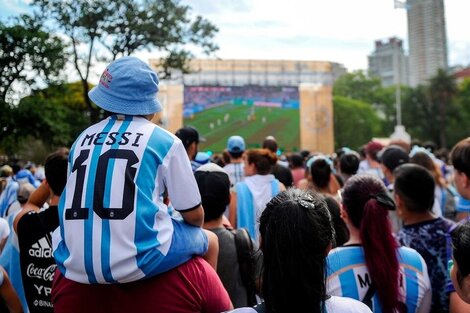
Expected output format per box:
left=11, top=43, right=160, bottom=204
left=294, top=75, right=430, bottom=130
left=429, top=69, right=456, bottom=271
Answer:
left=368, top=37, right=409, bottom=87
left=407, top=0, right=448, bottom=87
left=149, top=58, right=346, bottom=87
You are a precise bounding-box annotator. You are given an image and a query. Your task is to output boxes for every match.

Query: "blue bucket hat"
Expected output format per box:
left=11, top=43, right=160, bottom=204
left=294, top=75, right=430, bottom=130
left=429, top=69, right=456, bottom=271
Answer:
left=89, top=56, right=162, bottom=115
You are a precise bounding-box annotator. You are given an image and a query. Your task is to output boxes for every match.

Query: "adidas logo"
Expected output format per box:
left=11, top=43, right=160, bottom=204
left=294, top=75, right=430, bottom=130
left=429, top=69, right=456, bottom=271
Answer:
left=29, top=236, right=53, bottom=258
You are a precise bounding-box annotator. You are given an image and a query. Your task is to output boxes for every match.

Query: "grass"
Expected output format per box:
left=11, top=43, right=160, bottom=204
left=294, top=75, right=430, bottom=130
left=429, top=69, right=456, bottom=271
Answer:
left=184, top=103, right=300, bottom=153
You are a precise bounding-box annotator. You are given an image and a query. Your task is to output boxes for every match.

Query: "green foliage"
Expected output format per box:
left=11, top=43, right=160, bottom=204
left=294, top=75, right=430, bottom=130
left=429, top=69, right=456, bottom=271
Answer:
left=31, top=0, right=219, bottom=122
left=0, top=14, right=67, bottom=102
left=333, top=96, right=382, bottom=150
left=0, top=83, right=89, bottom=156
left=333, top=70, right=383, bottom=104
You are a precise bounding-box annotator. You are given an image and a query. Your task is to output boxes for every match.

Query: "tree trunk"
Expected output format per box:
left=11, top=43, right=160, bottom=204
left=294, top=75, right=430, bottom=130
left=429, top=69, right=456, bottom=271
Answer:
left=80, top=78, right=100, bottom=124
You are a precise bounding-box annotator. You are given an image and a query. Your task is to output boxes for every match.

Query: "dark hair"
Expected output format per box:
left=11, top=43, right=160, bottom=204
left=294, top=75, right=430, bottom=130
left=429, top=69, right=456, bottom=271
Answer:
left=339, top=153, right=360, bottom=176
left=323, top=196, right=349, bottom=247
left=394, top=164, right=435, bottom=213
left=262, top=138, right=278, bottom=153
left=452, top=222, right=470, bottom=286
left=259, top=189, right=334, bottom=313
left=310, top=159, right=331, bottom=189
left=45, top=148, right=69, bottom=196
left=228, top=150, right=244, bottom=159
left=245, top=149, right=277, bottom=175
left=342, top=175, right=403, bottom=313
left=451, top=137, right=470, bottom=178
left=410, top=151, right=445, bottom=187
left=289, top=153, right=304, bottom=169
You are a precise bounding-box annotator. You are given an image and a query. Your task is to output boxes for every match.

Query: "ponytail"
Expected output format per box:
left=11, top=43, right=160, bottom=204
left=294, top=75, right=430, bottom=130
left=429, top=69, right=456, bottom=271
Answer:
left=360, top=198, right=402, bottom=313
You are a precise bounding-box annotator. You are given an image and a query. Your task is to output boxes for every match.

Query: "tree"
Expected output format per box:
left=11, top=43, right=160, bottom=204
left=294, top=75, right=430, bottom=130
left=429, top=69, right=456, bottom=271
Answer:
left=32, top=0, right=219, bottom=123
left=429, top=69, right=458, bottom=148
left=0, top=83, right=89, bottom=156
left=333, top=96, right=382, bottom=150
left=0, top=14, right=67, bottom=102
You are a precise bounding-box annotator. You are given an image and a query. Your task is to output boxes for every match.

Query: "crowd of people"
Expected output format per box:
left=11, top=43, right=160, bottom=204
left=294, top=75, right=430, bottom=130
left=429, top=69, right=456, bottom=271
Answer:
left=0, top=56, right=470, bottom=313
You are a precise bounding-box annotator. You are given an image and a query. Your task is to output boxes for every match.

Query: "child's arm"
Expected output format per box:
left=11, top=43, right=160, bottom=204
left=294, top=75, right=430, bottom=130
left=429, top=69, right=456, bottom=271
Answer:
left=180, top=205, right=204, bottom=227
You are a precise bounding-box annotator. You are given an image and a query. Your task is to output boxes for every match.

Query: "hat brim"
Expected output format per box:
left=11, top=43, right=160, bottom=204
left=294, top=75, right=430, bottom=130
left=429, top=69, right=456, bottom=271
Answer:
left=89, top=86, right=162, bottom=115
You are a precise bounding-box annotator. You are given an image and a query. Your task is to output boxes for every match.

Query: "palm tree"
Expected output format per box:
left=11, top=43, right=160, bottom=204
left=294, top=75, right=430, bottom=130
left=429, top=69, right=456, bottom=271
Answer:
left=429, top=69, right=457, bottom=149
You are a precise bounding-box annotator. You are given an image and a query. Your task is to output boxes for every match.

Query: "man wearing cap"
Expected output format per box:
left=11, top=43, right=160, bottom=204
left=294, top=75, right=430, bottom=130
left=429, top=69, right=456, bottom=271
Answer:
left=175, top=126, right=204, bottom=172
left=52, top=57, right=230, bottom=312
left=224, top=135, right=246, bottom=187
left=358, top=141, right=384, bottom=180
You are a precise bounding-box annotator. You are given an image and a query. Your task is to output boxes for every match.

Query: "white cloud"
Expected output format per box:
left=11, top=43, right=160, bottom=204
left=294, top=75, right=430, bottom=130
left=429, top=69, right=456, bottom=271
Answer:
left=182, top=0, right=470, bottom=70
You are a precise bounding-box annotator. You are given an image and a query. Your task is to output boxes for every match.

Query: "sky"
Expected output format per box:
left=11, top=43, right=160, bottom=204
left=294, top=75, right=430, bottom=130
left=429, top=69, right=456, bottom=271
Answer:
left=2, top=0, right=470, bottom=72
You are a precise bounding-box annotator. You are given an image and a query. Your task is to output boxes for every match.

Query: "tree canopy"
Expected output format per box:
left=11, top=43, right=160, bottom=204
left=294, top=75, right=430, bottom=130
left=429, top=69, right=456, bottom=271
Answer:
left=31, top=0, right=219, bottom=123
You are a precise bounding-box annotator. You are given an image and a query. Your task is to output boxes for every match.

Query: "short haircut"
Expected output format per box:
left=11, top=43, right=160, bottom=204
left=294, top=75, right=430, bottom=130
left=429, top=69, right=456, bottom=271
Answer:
left=452, top=222, right=470, bottom=285
left=394, top=164, right=435, bottom=213
left=45, top=148, right=69, bottom=196
left=262, top=138, right=278, bottom=153
left=339, top=153, right=360, bottom=176
left=451, top=137, right=470, bottom=178
left=310, top=158, right=331, bottom=189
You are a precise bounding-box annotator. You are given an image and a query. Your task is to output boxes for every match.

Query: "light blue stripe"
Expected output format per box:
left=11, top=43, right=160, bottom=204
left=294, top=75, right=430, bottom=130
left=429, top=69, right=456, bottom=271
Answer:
left=338, top=269, right=359, bottom=300
left=398, top=247, right=423, bottom=272
left=405, top=268, right=418, bottom=313
left=101, top=116, right=132, bottom=283
left=134, top=126, right=174, bottom=275
left=373, top=295, right=382, bottom=313
left=83, top=118, right=116, bottom=284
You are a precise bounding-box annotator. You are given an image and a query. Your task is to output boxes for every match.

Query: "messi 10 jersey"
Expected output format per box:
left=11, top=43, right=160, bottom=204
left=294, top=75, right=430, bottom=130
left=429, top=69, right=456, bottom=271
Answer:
left=53, top=115, right=201, bottom=284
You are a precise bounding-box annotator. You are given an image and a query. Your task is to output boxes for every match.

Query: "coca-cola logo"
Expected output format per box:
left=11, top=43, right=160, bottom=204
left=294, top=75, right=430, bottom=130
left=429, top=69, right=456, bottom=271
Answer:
left=26, top=264, right=56, bottom=282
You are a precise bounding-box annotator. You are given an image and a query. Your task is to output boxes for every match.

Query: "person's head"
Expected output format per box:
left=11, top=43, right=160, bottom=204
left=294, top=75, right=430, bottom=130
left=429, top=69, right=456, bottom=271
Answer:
left=380, top=145, right=410, bottom=181
left=393, top=164, right=435, bottom=217
left=309, top=157, right=332, bottom=190
left=365, top=141, right=383, bottom=162
left=243, top=149, right=277, bottom=176
left=341, top=175, right=403, bottom=313
left=262, top=136, right=278, bottom=154
left=175, top=126, right=202, bottom=160
left=451, top=138, right=470, bottom=198
left=451, top=222, right=470, bottom=304
left=88, top=56, right=161, bottom=118
left=45, top=148, right=69, bottom=196
left=194, top=163, right=231, bottom=222
left=0, top=165, right=13, bottom=178
left=323, top=196, right=349, bottom=247
left=17, top=183, right=35, bottom=205
left=226, top=135, right=245, bottom=159
left=259, top=189, right=335, bottom=313
left=288, top=153, right=304, bottom=169
left=339, top=152, right=360, bottom=177
left=410, top=151, right=444, bottom=187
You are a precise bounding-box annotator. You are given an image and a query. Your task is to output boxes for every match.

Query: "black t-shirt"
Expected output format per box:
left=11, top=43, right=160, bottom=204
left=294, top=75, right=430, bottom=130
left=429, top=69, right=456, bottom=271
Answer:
left=17, top=206, right=59, bottom=313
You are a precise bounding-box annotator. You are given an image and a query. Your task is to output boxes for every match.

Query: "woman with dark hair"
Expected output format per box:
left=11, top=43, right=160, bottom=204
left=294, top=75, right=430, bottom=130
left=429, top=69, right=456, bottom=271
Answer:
left=327, top=175, right=431, bottom=313
left=450, top=221, right=470, bottom=304
left=229, top=149, right=285, bottom=239
left=228, top=189, right=371, bottom=313
left=298, top=156, right=340, bottom=196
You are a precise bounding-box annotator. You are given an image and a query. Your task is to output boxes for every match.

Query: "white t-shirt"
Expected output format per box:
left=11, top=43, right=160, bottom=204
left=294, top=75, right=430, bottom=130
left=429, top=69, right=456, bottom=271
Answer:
left=226, top=296, right=372, bottom=313
left=0, top=217, right=10, bottom=242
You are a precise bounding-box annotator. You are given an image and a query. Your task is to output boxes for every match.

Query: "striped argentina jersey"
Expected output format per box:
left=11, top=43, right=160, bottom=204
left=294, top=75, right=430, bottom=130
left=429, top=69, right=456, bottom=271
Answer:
left=326, top=246, right=431, bottom=313
left=53, top=115, right=201, bottom=284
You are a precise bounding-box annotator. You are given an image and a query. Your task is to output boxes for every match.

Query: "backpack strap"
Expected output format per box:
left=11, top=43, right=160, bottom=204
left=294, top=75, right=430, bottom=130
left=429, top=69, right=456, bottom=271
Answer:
left=232, top=227, right=257, bottom=306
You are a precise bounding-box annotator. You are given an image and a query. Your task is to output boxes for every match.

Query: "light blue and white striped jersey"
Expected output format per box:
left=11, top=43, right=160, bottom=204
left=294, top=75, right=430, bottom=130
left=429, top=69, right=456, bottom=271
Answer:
left=53, top=115, right=201, bottom=284
left=327, top=246, right=431, bottom=313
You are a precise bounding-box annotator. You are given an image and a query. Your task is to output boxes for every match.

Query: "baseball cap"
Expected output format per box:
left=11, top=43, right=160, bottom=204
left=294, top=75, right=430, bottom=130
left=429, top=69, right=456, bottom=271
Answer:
left=380, top=145, right=410, bottom=171
left=175, top=126, right=204, bottom=149
left=194, top=163, right=231, bottom=216
left=227, top=136, right=245, bottom=153
left=88, top=56, right=162, bottom=115
left=195, top=152, right=210, bottom=165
